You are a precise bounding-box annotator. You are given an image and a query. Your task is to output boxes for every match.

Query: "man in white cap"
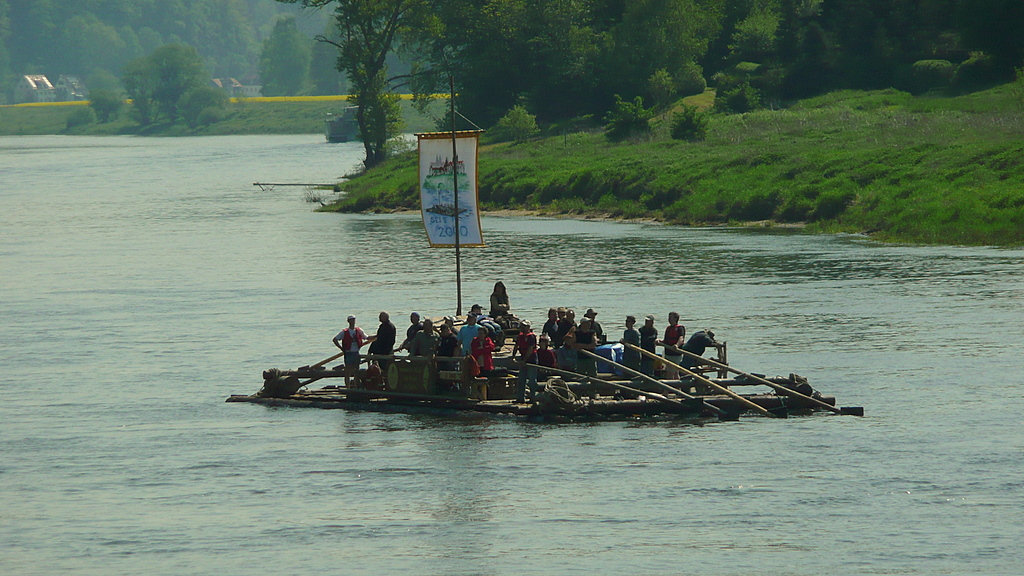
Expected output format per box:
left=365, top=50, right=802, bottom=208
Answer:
left=333, top=315, right=367, bottom=385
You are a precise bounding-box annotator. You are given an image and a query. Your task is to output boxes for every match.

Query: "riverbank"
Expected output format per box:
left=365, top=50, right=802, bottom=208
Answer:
left=0, top=95, right=441, bottom=136
left=326, top=86, right=1024, bottom=246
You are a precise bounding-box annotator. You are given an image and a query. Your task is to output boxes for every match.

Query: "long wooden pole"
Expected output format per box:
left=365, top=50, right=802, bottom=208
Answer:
left=450, top=74, right=462, bottom=317
left=573, top=349, right=732, bottom=417
left=309, top=350, right=345, bottom=369
left=665, top=345, right=862, bottom=416
left=613, top=346, right=781, bottom=418
left=528, top=363, right=694, bottom=411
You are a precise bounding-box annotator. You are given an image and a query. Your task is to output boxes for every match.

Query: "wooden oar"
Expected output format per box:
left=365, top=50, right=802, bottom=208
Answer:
left=308, top=350, right=346, bottom=369
left=283, top=351, right=348, bottom=391
left=611, top=346, right=783, bottom=418
left=570, top=350, right=738, bottom=419
left=293, top=349, right=375, bottom=390
left=661, top=345, right=864, bottom=416
left=527, top=363, right=700, bottom=414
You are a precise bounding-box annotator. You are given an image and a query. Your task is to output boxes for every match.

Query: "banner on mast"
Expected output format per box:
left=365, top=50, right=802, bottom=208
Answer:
left=416, top=130, right=485, bottom=248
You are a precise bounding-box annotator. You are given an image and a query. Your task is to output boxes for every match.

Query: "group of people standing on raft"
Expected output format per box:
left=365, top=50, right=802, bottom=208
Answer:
left=333, top=281, right=723, bottom=403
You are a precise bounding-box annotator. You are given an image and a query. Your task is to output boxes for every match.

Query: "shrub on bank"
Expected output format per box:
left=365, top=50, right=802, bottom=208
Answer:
left=491, top=105, right=540, bottom=144
left=65, top=107, right=96, bottom=130
left=604, top=95, right=653, bottom=141
left=716, top=81, right=760, bottom=113
left=647, top=69, right=676, bottom=110
left=952, top=52, right=1007, bottom=92
left=670, top=104, right=709, bottom=141
left=903, top=60, right=956, bottom=94
left=676, top=61, right=707, bottom=97
left=182, top=86, right=229, bottom=129
left=88, top=90, right=123, bottom=123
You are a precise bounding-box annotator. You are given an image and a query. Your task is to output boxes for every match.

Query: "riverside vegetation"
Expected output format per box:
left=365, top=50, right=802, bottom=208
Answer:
left=3, top=85, right=1021, bottom=247
left=325, top=85, right=1024, bottom=247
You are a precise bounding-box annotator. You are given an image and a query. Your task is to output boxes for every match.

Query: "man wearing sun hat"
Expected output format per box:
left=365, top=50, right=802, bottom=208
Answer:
left=584, top=308, right=604, bottom=343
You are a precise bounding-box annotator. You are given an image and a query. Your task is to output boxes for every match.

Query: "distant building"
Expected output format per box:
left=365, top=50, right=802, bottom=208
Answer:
left=55, top=75, right=89, bottom=101
left=212, top=77, right=262, bottom=98
left=15, top=75, right=56, bottom=103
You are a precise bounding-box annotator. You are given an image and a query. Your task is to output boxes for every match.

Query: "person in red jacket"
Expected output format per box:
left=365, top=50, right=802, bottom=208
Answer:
left=471, top=326, right=495, bottom=375
left=656, top=311, right=686, bottom=380
left=333, top=315, right=367, bottom=385
left=536, top=334, right=557, bottom=370
left=512, top=321, right=538, bottom=402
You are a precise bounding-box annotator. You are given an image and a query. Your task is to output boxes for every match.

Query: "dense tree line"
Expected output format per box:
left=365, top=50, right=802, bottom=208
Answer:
left=2, top=0, right=1021, bottom=155
left=425, top=0, right=1023, bottom=123
left=285, top=0, right=1023, bottom=166
left=0, top=0, right=337, bottom=102
left=4, top=0, right=1020, bottom=112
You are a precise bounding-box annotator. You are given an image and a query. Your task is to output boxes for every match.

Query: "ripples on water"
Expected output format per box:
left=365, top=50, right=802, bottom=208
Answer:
left=1, top=136, right=1022, bottom=575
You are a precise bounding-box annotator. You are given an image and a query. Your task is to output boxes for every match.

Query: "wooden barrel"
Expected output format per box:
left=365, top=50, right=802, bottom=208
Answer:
left=387, top=359, right=433, bottom=394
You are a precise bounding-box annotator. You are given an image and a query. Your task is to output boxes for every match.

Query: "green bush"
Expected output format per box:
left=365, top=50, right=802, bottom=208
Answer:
left=604, top=95, right=653, bottom=141
left=595, top=193, right=621, bottom=213
left=491, top=104, right=540, bottom=143
left=88, top=89, right=123, bottom=123
left=906, top=60, right=955, bottom=94
left=181, top=86, right=229, bottom=128
left=729, top=7, right=779, bottom=62
left=647, top=69, right=675, bottom=110
left=675, top=61, right=707, bottom=97
left=716, top=82, right=761, bottom=113
left=670, top=104, right=709, bottom=141
left=953, top=52, right=1007, bottom=92
left=734, top=61, right=762, bottom=76
left=65, top=107, right=96, bottom=130
left=196, top=107, right=227, bottom=127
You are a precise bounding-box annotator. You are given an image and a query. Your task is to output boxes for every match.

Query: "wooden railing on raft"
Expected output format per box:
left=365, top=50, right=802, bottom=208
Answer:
left=266, top=339, right=732, bottom=399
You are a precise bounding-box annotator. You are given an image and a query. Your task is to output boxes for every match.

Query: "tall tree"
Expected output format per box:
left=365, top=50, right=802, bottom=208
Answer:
left=280, top=0, right=426, bottom=168
left=7, top=0, right=57, bottom=71
left=606, top=0, right=724, bottom=100
left=61, top=14, right=133, bottom=77
left=958, top=0, right=1024, bottom=70
left=259, top=16, right=311, bottom=96
left=122, top=43, right=208, bottom=125
left=414, top=1, right=612, bottom=125
left=309, top=26, right=347, bottom=96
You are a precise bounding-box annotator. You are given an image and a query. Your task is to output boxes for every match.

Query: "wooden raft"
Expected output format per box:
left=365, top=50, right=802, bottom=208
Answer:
left=230, top=348, right=839, bottom=420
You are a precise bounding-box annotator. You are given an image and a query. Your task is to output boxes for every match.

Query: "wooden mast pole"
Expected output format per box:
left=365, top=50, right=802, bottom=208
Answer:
left=450, top=74, right=463, bottom=317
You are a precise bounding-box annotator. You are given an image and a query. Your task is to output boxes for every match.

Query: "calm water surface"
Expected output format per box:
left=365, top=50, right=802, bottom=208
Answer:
left=1, top=135, right=1022, bottom=575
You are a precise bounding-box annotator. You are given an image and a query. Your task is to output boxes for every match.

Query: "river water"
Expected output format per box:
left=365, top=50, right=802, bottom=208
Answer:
left=1, top=135, right=1022, bottom=575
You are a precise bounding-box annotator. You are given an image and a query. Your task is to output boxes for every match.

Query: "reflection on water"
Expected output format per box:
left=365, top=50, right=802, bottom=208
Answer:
left=1, top=136, right=1022, bottom=576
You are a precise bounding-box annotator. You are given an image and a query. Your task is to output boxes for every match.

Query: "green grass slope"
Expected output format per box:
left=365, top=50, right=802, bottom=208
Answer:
left=328, top=86, right=1024, bottom=246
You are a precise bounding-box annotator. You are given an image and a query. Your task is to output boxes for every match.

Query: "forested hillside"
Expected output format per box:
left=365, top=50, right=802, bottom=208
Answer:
left=384, top=0, right=1024, bottom=127
left=0, top=0, right=334, bottom=102
left=3, top=0, right=1022, bottom=122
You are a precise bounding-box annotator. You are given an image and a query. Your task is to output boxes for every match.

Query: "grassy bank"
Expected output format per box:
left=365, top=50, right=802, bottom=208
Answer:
left=0, top=96, right=441, bottom=136
left=327, top=86, right=1024, bottom=246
